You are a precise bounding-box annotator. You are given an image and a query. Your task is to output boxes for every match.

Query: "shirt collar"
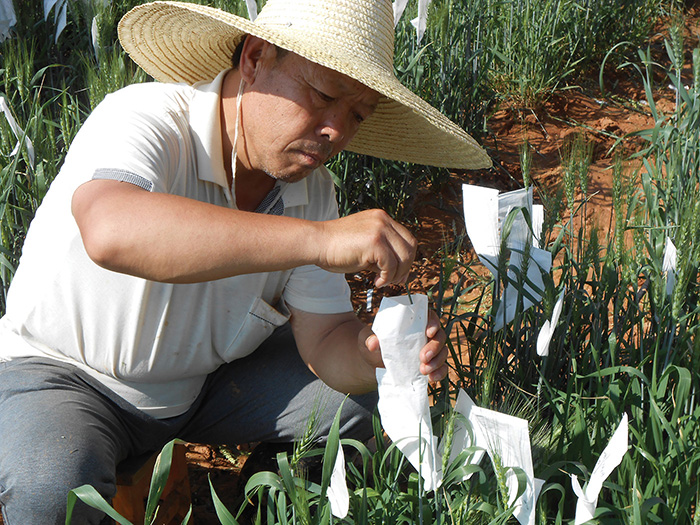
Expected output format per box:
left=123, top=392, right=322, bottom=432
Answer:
left=283, top=178, right=309, bottom=208
left=189, top=70, right=230, bottom=199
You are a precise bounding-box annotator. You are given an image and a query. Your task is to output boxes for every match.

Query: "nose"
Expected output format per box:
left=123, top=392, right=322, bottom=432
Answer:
left=317, top=110, right=350, bottom=147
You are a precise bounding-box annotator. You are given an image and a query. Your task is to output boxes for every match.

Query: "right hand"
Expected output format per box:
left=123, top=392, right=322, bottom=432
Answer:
left=315, top=209, right=417, bottom=287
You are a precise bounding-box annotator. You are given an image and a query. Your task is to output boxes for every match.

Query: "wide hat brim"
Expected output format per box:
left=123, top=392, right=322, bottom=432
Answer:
left=118, top=1, right=492, bottom=169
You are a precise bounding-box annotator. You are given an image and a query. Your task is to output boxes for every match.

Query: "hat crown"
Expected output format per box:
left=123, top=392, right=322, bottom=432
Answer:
left=255, top=0, right=395, bottom=72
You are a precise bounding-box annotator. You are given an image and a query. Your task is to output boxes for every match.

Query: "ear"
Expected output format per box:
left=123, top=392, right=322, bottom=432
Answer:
left=239, top=36, right=275, bottom=84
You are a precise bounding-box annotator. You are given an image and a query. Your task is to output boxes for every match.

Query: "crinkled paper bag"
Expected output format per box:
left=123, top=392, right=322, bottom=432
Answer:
left=373, top=294, right=441, bottom=491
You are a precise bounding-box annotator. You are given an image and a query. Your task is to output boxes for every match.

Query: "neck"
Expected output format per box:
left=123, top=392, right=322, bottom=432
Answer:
left=220, top=70, right=275, bottom=212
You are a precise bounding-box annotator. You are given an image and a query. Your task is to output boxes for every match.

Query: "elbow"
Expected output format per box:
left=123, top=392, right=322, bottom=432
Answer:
left=84, top=236, right=120, bottom=271
left=77, top=217, right=125, bottom=272
left=72, top=183, right=127, bottom=272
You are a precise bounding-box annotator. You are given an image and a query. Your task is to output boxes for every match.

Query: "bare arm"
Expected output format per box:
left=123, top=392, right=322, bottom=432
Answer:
left=290, top=305, right=448, bottom=395
left=71, top=179, right=417, bottom=284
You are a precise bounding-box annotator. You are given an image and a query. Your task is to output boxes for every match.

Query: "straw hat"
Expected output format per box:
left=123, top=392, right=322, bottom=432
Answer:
left=118, top=0, right=492, bottom=169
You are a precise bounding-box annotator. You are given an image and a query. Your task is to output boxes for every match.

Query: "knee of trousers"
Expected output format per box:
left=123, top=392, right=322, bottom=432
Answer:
left=0, top=452, right=117, bottom=525
left=335, top=390, right=379, bottom=442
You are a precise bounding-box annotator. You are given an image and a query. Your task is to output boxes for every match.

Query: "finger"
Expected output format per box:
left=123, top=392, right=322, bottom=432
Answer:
left=387, top=224, right=417, bottom=283
left=364, top=333, right=380, bottom=354
left=358, top=326, right=384, bottom=369
left=425, top=311, right=443, bottom=340
left=423, top=322, right=446, bottom=356
left=373, top=226, right=416, bottom=286
left=372, top=255, right=397, bottom=288
left=389, top=218, right=417, bottom=251
left=427, top=362, right=448, bottom=382
left=421, top=340, right=448, bottom=367
left=364, top=333, right=384, bottom=368
left=420, top=344, right=448, bottom=378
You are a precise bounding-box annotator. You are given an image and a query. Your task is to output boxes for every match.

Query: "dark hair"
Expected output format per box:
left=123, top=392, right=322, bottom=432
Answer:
left=231, top=35, right=289, bottom=69
left=231, top=35, right=248, bottom=69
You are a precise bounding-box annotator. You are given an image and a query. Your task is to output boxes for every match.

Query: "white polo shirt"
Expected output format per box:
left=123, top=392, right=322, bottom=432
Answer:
left=0, top=71, right=353, bottom=418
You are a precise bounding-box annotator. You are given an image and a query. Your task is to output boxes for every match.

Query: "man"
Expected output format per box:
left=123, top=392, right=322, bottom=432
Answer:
left=0, top=0, right=491, bottom=523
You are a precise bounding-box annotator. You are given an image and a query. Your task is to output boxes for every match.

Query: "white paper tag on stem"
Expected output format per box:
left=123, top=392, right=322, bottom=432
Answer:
left=443, top=389, right=486, bottom=478
left=572, top=413, right=629, bottom=524
left=493, top=245, right=552, bottom=331
left=392, top=0, right=410, bottom=26
left=463, top=184, right=500, bottom=258
left=532, top=204, right=544, bottom=245
left=0, top=96, right=35, bottom=168
left=0, top=0, right=16, bottom=42
left=245, top=0, right=258, bottom=21
left=328, top=445, right=349, bottom=518
left=663, top=237, right=677, bottom=297
left=536, top=288, right=565, bottom=357
left=453, top=389, right=538, bottom=525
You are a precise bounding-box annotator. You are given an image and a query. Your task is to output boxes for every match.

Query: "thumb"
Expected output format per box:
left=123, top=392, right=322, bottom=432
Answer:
left=365, top=332, right=380, bottom=354
left=360, top=329, right=384, bottom=369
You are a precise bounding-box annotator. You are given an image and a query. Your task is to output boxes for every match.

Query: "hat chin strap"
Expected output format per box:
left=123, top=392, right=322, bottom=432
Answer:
left=230, top=78, right=246, bottom=202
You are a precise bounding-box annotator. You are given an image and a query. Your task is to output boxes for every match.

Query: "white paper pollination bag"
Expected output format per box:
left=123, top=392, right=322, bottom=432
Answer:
left=373, top=294, right=441, bottom=491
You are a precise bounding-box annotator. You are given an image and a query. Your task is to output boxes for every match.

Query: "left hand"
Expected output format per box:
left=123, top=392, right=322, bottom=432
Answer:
left=363, top=310, right=448, bottom=382
left=419, top=310, right=448, bottom=381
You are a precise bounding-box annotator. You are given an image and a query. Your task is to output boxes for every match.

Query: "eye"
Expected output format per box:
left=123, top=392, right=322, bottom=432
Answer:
left=313, top=88, right=334, bottom=103
left=353, top=112, right=365, bottom=124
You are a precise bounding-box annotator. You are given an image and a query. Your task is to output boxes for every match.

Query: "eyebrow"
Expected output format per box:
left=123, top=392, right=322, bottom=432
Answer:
left=357, top=93, right=380, bottom=118
left=308, top=70, right=380, bottom=114
left=366, top=97, right=380, bottom=113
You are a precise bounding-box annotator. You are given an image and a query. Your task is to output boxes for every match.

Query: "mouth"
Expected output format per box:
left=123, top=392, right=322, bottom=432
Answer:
left=298, top=150, right=322, bottom=167
left=294, top=142, right=333, bottom=167
left=296, top=149, right=334, bottom=171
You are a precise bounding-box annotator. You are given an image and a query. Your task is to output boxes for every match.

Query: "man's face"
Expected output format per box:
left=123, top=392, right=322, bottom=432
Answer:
left=239, top=41, right=380, bottom=183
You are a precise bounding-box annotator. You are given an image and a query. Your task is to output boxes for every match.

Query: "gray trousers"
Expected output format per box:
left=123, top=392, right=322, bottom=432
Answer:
left=0, top=324, right=377, bottom=525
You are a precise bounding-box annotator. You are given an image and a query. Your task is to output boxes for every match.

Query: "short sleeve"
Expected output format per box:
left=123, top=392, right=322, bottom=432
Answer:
left=281, top=166, right=353, bottom=314
left=61, top=83, right=186, bottom=194
left=283, top=265, right=353, bottom=314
